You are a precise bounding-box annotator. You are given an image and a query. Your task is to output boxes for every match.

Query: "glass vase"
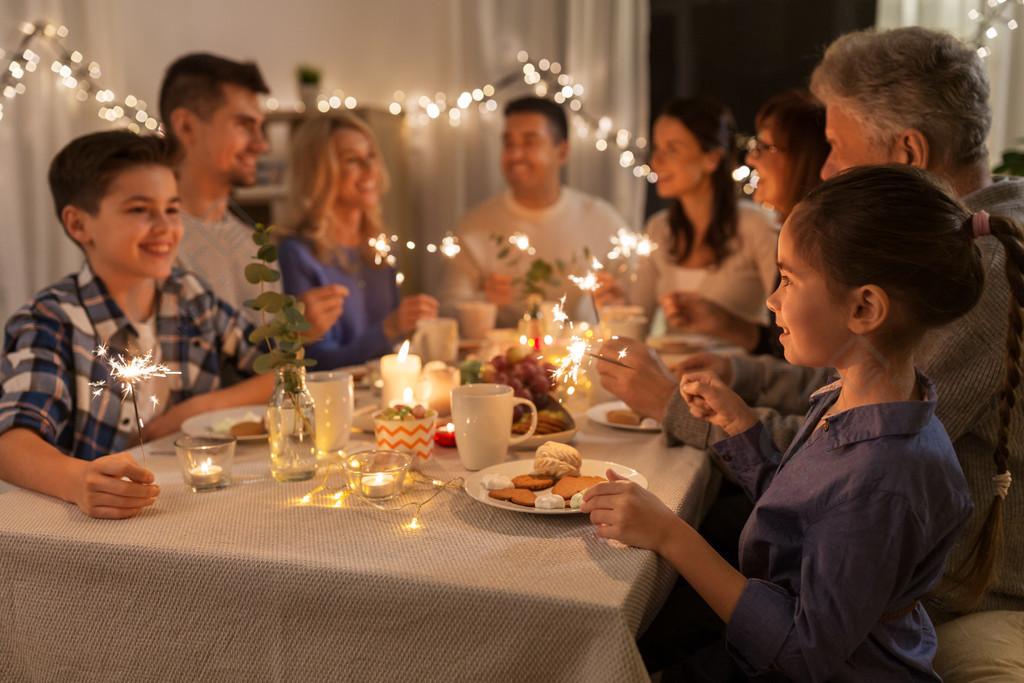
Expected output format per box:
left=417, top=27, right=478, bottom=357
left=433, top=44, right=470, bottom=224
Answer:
left=267, top=365, right=318, bottom=482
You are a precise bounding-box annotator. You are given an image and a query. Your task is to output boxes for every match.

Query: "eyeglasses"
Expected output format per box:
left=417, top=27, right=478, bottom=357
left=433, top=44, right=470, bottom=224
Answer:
left=747, top=137, right=783, bottom=157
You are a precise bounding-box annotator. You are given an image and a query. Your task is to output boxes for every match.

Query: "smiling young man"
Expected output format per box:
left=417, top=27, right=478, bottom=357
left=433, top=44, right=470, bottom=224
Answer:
left=159, top=54, right=345, bottom=337
left=441, top=97, right=627, bottom=327
left=0, top=131, right=272, bottom=518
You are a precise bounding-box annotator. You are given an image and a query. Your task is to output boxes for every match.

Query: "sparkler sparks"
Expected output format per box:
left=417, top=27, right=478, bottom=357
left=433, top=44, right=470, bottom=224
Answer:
left=607, top=228, right=657, bottom=260
left=369, top=233, right=396, bottom=266
left=89, top=345, right=180, bottom=469
left=554, top=336, right=590, bottom=385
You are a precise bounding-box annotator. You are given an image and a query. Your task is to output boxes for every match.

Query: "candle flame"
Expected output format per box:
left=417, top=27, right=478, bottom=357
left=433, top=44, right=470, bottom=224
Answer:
left=397, top=339, right=411, bottom=362
left=402, top=386, right=414, bottom=405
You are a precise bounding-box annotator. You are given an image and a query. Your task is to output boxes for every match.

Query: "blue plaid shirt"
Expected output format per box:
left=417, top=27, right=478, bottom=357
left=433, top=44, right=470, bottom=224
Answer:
left=0, top=263, right=259, bottom=461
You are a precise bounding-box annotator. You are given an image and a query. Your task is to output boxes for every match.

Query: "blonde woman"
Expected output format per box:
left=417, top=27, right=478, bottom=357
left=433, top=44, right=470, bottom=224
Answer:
left=278, top=115, right=437, bottom=368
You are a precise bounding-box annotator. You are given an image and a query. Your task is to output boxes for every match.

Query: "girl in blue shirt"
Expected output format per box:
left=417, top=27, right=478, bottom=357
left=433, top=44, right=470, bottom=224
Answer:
left=583, top=165, right=1022, bottom=681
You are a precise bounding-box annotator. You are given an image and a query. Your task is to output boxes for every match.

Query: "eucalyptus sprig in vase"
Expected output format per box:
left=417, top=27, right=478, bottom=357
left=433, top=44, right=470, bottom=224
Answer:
left=245, top=223, right=318, bottom=482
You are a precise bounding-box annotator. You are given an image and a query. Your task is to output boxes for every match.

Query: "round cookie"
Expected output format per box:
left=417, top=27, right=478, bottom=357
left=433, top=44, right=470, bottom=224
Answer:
left=512, top=474, right=555, bottom=490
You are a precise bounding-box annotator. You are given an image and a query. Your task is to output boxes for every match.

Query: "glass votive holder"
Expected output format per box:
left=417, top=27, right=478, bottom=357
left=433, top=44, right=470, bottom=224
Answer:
left=342, top=450, right=411, bottom=502
left=174, top=434, right=236, bottom=492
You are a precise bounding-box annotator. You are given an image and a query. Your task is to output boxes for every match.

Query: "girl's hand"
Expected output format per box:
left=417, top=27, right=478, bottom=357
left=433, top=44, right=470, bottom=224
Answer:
left=679, top=371, right=757, bottom=436
left=74, top=452, right=159, bottom=519
left=580, top=469, right=686, bottom=553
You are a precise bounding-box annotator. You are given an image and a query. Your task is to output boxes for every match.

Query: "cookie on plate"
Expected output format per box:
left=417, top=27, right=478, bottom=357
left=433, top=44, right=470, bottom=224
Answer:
left=512, top=474, right=555, bottom=490
left=605, top=409, right=641, bottom=426
left=509, top=489, right=538, bottom=507
left=551, top=475, right=606, bottom=500
left=487, top=488, right=517, bottom=501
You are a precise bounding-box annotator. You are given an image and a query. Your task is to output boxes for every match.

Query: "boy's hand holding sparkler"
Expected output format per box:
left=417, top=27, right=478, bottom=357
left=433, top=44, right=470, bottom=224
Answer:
left=74, top=451, right=159, bottom=519
left=679, top=371, right=757, bottom=436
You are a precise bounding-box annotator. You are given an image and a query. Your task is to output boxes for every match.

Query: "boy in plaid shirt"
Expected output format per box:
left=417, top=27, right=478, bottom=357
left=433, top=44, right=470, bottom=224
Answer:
left=0, top=130, right=273, bottom=518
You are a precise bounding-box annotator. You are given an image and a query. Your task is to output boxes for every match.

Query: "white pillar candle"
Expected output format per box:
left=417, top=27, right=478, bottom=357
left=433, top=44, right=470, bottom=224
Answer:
left=380, top=340, right=422, bottom=407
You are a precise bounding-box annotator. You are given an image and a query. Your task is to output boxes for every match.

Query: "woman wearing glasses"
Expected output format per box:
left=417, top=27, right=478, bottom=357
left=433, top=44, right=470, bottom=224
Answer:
left=745, top=89, right=830, bottom=223
left=631, top=96, right=780, bottom=352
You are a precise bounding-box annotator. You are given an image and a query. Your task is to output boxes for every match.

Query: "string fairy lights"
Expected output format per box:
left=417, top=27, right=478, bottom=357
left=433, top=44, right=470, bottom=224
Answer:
left=0, top=21, right=159, bottom=131
left=967, top=0, right=1023, bottom=57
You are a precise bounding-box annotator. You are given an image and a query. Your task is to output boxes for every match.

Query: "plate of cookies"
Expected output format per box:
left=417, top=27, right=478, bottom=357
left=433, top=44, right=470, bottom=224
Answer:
left=464, top=441, right=647, bottom=514
left=586, top=401, right=661, bottom=432
left=182, top=404, right=268, bottom=442
left=510, top=400, right=577, bottom=450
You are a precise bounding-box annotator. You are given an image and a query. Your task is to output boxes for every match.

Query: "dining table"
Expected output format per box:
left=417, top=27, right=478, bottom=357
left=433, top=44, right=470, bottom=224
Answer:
left=0, top=391, right=720, bottom=682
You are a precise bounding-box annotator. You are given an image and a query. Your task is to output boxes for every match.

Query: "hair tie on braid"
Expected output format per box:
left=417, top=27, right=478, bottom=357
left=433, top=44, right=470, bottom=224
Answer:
left=993, top=470, right=1012, bottom=500
left=973, top=210, right=991, bottom=238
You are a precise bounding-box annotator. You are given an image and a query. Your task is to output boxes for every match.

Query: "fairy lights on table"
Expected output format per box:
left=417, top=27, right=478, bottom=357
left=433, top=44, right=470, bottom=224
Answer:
left=296, top=460, right=465, bottom=530
left=89, top=345, right=181, bottom=469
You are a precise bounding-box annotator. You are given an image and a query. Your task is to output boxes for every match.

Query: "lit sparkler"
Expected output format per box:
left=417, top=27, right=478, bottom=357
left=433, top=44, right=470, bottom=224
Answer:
left=89, top=345, right=180, bottom=469
left=369, top=233, right=396, bottom=266
left=607, top=228, right=657, bottom=260
left=569, top=257, right=605, bottom=323
left=554, top=336, right=590, bottom=385
left=436, top=234, right=461, bottom=258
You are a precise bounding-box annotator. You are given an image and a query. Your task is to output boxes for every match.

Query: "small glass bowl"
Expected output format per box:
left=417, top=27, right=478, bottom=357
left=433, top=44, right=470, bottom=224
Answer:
left=341, top=450, right=411, bottom=502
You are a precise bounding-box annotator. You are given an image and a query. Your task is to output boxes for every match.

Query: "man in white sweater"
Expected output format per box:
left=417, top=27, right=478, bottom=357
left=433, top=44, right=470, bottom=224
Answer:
left=441, top=97, right=627, bottom=328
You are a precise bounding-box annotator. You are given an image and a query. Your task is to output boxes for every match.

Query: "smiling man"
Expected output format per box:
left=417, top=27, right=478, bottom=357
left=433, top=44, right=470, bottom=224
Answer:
left=441, top=97, right=627, bottom=327
left=159, top=53, right=343, bottom=341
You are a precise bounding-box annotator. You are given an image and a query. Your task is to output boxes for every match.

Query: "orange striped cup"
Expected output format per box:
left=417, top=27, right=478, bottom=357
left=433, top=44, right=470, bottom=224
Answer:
left=372, top=410, right=436, bottom=461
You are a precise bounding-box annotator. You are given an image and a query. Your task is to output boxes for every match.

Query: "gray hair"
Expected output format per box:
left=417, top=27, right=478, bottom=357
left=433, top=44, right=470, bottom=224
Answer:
left=810, top=26, right=991, bottom=173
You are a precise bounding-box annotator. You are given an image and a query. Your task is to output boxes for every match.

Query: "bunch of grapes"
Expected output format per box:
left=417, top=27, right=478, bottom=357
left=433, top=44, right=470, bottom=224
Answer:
left=481, top=348, right=558, bottom=412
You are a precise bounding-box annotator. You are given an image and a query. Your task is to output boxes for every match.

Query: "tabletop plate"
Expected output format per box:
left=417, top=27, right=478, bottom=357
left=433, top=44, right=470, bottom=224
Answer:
left=464, top=458, right=647, bottom=515
left=586, top=401, right=662, bottom=432
left=181, top=404, right=268, bottom=442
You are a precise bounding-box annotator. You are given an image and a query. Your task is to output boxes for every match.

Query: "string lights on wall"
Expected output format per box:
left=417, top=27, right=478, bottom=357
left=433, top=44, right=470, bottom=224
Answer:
left=2, top=5, right=1018, bottom=173
left=0, top=21, right=652, bottom=181
left=967, top=0, right=1022, bottom=56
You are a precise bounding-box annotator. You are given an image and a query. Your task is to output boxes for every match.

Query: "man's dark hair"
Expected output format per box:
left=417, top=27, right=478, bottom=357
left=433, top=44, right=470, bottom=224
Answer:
left=504, top=96, right=568, bottom=143
left=48, top=130, right=174, bottom=221
left=158, top=53, right=269, bottom=140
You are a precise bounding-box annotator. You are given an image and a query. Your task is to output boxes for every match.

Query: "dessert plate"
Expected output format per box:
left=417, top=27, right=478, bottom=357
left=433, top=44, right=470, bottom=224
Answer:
left=464, top=458, right=647, bottom=515
left=182, top=404, right=268, bottom=442
left=586, top=401, right=662, bottom=432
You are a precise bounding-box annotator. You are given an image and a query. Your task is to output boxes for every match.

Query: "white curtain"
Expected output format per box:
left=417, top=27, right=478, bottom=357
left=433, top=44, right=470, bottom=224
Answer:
left=876, top=0, right=1024, bottom=170
left=0, top=0, right=649, bottom=321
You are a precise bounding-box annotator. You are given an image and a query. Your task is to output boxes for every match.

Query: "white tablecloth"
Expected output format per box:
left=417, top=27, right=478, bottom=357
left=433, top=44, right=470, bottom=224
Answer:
left=0, top=406, right=718, bottom=682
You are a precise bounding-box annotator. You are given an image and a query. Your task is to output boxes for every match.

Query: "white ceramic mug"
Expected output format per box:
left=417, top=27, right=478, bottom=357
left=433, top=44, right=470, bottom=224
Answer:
left=306, top=370, right=354, bottom=453
left=456, top=301, right=498, bottom=341
left=450, top=383, right=538, bottom=471
left=411, top=317, right=459, bottom=363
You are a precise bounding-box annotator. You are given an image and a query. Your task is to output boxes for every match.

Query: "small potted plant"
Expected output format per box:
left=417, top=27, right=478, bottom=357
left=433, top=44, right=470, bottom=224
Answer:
left=296, top=64, right=321, bottom=112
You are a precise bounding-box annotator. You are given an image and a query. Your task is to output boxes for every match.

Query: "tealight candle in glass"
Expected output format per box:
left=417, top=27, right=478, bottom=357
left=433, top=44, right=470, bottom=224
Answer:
left=174, top=435, right=236, bottom=492
left=342, top=450, right=411, bottom=502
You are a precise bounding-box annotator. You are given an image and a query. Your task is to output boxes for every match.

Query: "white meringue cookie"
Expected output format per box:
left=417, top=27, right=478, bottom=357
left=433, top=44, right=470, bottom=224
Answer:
left=533, top=441, right=582, bottom=477
left=535, top=493, right=566, bottom=510
left=480, top=473, right=515, bottom=490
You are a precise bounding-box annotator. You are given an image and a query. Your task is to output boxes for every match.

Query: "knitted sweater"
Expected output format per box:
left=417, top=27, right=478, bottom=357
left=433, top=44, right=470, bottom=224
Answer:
left=663, top=175, right=1024, bottom=620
